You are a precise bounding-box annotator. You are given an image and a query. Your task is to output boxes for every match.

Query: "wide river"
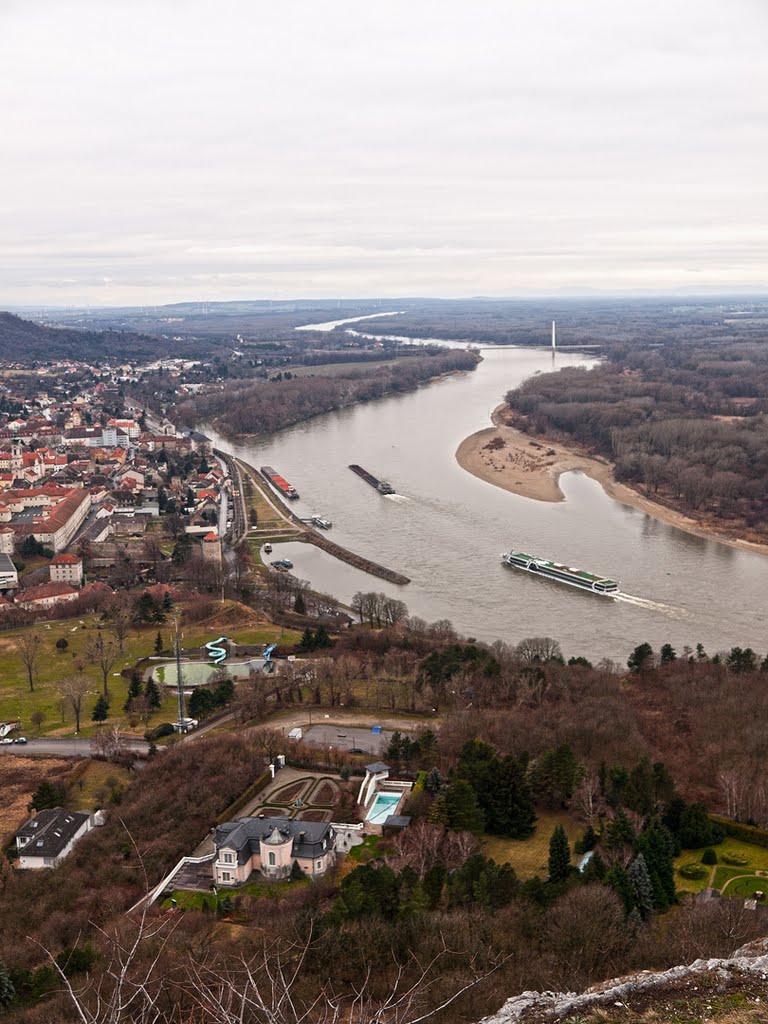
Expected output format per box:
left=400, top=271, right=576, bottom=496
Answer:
left=208, top=322, right=768, bottom=663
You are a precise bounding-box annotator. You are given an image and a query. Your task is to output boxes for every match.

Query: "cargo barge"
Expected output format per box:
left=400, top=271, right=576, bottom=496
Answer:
left=260, top=466, right=300, bottom=500
left=349, top=464, right=395, bottom=495
left=501, top=550, right=620, bottom=596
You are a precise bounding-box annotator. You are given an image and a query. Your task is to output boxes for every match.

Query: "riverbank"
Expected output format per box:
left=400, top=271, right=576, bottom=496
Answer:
left=456, top=406, right=768, bottom=557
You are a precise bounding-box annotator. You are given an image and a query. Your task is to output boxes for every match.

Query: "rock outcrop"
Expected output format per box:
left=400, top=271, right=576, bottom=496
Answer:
left=481, top=938, right=768, bottom=1023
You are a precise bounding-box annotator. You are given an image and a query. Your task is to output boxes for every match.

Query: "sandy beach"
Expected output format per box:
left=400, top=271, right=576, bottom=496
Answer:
left=456, top=406, right=768, bottom=556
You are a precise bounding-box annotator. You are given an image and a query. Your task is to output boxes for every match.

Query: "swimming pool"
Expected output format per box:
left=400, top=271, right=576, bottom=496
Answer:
left=366, top=791, right=401, bottom=824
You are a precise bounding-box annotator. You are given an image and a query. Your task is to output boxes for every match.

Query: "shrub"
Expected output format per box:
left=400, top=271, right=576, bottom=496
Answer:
left=701, top=848, right=718, bottom=865
left=710, top=815, right=768, bottom=849
left=721, top=853, right=749, bottom=866
left=679, top=863, right=708, bottom=880
left=144, top=722, right=175, bottom=742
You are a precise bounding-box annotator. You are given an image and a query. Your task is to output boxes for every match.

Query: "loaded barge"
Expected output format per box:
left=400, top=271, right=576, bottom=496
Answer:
left=501, top=551, right=620, bottom=596
left=349, top=464, right=395, bottom=495
left=260, top=466, right=300, bottom=500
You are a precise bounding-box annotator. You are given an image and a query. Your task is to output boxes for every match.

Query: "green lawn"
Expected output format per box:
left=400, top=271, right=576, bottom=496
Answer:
left=675, top=837, right=768, bottom=894
left=162, top=877, right=305, bottom=911
left=0, top=612, right=299, bottom=739
left=721, top=874, right=768, bottom=899
left=348, top=835, right=382, bottom=862
left=481, top=811, right=584, bottom=879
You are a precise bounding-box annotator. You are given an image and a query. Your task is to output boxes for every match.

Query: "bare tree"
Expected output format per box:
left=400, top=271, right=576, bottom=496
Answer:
left=58, top=674, right=91, bottom=733
left=515, top=636, right=563, bottom=664
left=14, top=632, right=42, bottom=692
left=87, top=632, right=122, bottom=696
left=90, top=724, right=132, bottom=763
left=105, top=594, right=133, bottom=650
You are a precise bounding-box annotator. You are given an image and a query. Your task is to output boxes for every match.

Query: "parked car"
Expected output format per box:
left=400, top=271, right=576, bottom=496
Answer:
left=13, top=737, right=28, bottom=744
left=0, top=738, right=13, bottom=745
left=270, top=558, right=294, bottom=570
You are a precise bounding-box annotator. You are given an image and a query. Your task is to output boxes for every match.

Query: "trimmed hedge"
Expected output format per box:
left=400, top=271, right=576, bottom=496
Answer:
left=710, top=815, right=768, bottom=849
left=216, top=768, right=272, bottom=823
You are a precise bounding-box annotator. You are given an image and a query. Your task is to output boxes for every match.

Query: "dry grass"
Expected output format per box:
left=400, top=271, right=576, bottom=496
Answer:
left=0, top=755, right=74, bottom=840
left=481, top=810, right=584, bottom=879
left=68, top=760, right=133, bottom=811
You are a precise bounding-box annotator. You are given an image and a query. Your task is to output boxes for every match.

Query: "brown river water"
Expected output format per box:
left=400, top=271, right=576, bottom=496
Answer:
left=207, top=329, right=768, bottom=663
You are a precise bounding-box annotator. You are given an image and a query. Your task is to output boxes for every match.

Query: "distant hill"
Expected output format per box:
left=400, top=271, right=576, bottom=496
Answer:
left=0, top=311, right=169, bottom=363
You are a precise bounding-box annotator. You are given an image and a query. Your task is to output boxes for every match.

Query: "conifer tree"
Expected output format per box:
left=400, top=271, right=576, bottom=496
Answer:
left=144, top=677, right=162, bottom=710
left=444, top=780, right=485, bottom=834
left=628, top=853, right=654, bottom=918
left=294, top=590, right=306, bottom=615
left=91, top=693, right=110, bottom=723
left=123, top=672, right=143, bottom=711
left=548, top=824, right=571, bottom=882
left=0, top=959, right=15, bottom=1009
left=154, top=631, right=164, bottom=655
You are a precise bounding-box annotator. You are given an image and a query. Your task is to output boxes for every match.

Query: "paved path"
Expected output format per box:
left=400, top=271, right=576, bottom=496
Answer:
left=0, top=737, right=149, bottom=758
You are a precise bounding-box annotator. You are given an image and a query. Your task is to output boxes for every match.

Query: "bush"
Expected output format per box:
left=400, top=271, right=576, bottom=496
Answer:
left=710, top=815, right=768, bottom=849
left=701, top=848, right=718, bottom=865
left=678, top=863, right=708, bottom=880
left=144, top=722, right=175, bottom=742
left=721, top=853, right=749, bottom=866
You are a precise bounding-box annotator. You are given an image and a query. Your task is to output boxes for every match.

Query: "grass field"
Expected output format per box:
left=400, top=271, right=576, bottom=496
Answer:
left=675, top=837, right=768, bottom=894
left=68, top=760, right=133, bottom=810
left=481, top=811, right=584, bottom=879
left=0, top=607, right=299, bottom=739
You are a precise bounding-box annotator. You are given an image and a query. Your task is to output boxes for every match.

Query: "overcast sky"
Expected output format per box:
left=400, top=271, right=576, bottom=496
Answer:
left=1, top=0, right=766, bottom=306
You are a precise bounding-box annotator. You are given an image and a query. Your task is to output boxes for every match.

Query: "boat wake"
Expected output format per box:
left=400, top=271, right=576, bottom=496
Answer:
left=614, top=592, right=691, bottom=619
left=384, top=493, right=409, bottom=503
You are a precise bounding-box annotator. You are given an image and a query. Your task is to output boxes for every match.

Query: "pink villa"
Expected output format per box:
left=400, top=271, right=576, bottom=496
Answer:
left=213, top=816, right=336, bottom=886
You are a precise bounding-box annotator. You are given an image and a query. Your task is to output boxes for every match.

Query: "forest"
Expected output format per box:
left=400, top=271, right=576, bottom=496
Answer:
left=0, top=312, right=181, bottom=363
left=505, top=331, right=768, bottom=538
left=178, top=349, right=479, bottom=436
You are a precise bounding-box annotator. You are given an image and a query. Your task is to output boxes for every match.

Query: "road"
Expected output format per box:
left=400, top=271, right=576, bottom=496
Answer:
left=0, top=736, right=150, bottom=758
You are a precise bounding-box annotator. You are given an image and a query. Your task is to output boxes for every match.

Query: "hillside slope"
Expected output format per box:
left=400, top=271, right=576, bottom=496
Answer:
left=0, top=311, right=167, bottom=362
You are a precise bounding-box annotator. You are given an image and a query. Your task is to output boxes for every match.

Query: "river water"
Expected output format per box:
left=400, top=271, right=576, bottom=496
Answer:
left=208, top=326, right=768, bottom=663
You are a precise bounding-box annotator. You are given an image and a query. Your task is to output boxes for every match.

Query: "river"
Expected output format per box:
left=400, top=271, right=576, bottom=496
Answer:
left=207, top=324, right=768, bottom=663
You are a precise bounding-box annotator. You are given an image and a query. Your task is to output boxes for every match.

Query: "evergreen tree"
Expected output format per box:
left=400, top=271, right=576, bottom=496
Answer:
left=299, top=628, right=316, bottom=652
left=123, top=672, right=143, bottom=711
left=423, top=863, right=446, bottom=909
left=659, top=643, right=677, bottom=664
left=428, top=794, right=449, bottom=825
left=678, top=803, right=723, bottom=848
left=91, top=693, right=110, bottom=723
left=636, top=819, right=677, bottom=909
left=154, top=631, right=164, bottom=655
left=627, top=642, right=654, bottom=673
left=290, top=860, right=305, bottom=881
left=294, top=591, right=306, bottom=615
left=485, top=754, right=536, bottom=838
left=314, top=625, right=331, bottom=648
left=425, top=767, right=444, bottom=794
left=628, top=853, right=654, bottom=918
left=582, top=850, right=607, bottom=882
left=144, top=677, right=162, bottom=709
left=530, top=743, right=584, bottom=808
left=548, top=824, right=571, bottom=882
left=605, top=863, right=634, bottom=914
left=624, top=758, right=656, bottom=816
left=444, top=780, right=485, bottom=834
left=604, top=809, right=636, bottom=851
left=576, top=824, right=598, bottom=853
left=162, top=591, right=173, bottom=611
left=0, top=959, right=15, bottom=1009
left=189, top=687, right=216, bottom=719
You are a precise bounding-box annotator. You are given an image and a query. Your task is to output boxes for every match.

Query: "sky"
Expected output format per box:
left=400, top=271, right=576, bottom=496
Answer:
left=1, top=0, right=766, bottom=306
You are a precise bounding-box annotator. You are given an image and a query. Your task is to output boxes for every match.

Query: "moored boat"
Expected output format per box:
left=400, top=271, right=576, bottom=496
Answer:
left=261, top=466, right=300, bottom=500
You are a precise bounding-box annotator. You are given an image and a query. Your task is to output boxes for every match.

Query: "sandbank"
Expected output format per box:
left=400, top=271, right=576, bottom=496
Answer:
left=456, top=406, right=768, bottom=556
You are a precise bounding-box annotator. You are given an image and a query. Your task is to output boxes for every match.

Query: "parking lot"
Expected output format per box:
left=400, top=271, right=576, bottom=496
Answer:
left=301, top=724, right=392, bottom=755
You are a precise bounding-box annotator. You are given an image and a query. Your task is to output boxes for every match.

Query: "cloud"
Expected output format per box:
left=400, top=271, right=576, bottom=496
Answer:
left=0, top=0, right=766, bottom=304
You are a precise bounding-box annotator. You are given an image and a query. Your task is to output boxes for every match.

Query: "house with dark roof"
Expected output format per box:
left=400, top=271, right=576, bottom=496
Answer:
left=15, top=807, right=93, bottom=869
left=213, top=816, right=336, bottom=886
